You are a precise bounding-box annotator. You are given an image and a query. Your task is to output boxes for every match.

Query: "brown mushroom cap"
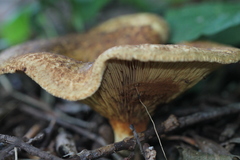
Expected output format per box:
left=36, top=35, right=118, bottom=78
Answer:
left=89, top=13, right=169, bottom=42
left=1, top=41, right=240, bottom=141
left=0, top=13, right=169, bottom=142
left=0, top=13, right=168, bottom=63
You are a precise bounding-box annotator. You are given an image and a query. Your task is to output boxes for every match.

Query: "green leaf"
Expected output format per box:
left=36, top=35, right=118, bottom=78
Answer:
left=205, top=24, right=240, bottom=45
left=0, top=7, right=32, bottom=45
left=165, top=2, right=240, bottom=44
left=71, top=0, right=111, bottom=31
left=120, top=0, right=169, bottom=12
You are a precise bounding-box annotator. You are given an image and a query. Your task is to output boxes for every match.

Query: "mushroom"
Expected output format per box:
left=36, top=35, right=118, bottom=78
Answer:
left=0, top=13, right=169, bottom=141
left=1, top=13, right=240, bottom=142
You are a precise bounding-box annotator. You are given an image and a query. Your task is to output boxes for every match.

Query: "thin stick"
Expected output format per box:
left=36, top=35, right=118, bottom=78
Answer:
left=20, top=105, right=107, bottom=146
left=135, top=86, right=168, bottom=160
left=130, top=124, right=144, bottom=157
left=0, top=134, right=62, bottom=160
left=14, top=147, right=17, bottom=160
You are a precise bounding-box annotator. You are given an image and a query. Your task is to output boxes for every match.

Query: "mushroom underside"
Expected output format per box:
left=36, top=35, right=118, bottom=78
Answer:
left=82, top=59, right=222, bottom=141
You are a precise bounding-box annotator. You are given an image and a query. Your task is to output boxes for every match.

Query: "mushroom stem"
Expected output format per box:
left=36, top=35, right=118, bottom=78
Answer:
left=109, top=119, right=149, bottom=142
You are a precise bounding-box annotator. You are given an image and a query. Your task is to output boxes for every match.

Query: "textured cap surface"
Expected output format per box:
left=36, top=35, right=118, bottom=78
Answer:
left=90, top=13, right=169, bottom=43
left=1, top=42, right=239, bottom=102
left=0, top=13, right=168, bottom=63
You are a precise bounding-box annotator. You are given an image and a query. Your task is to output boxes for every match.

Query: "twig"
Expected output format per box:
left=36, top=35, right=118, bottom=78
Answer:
left=130, top=124, right=144, bottom=156
left=14, top=147, right=17, bottom=160
left=12, top=91, right=96, bottom=129
left=41, top=119, right=56, bottom=148
left=20, top=105, right=106, bottom=146
left=165, top=135, right=197, bottom=147
left=26, top=133, right=45, bottom=144
left=177, top=103, right=240, bottom=128
left=0, top=143, right=16, bottom=159
left=76, top=137, right=136, bottom=160
left=4, top=124, right=44, bottom=158
left=0, top=75, right=96, bottom=130
left=24, top=124, right=42, bottom=139
left=0, top=134, right=62, bottom=160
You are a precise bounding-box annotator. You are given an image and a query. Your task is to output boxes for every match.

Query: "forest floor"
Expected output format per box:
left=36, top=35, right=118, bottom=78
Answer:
left=1, top=63, right=240, bottom=160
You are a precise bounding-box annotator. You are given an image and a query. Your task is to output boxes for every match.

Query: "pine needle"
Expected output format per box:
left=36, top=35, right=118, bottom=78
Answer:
left=135, top=86, right=168, bottom=160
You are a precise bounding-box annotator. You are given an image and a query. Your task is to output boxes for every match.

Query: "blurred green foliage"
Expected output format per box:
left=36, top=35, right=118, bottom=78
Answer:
left=119, top=0, right=168, bottom=12
left=0, top=0, right=111, bottom=49
left=1, top=7, right=31, bottom=44
left=70, top=0, right=110, bottom=31
left=0, top=3, right=38, bottom=47
left=166, top=2, right=240, bottom=44
left=0, top=0, right=240, bottom=50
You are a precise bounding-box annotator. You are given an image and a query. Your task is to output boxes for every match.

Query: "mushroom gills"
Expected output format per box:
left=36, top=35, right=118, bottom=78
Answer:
left=82, top=60, right=222, bottom=142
